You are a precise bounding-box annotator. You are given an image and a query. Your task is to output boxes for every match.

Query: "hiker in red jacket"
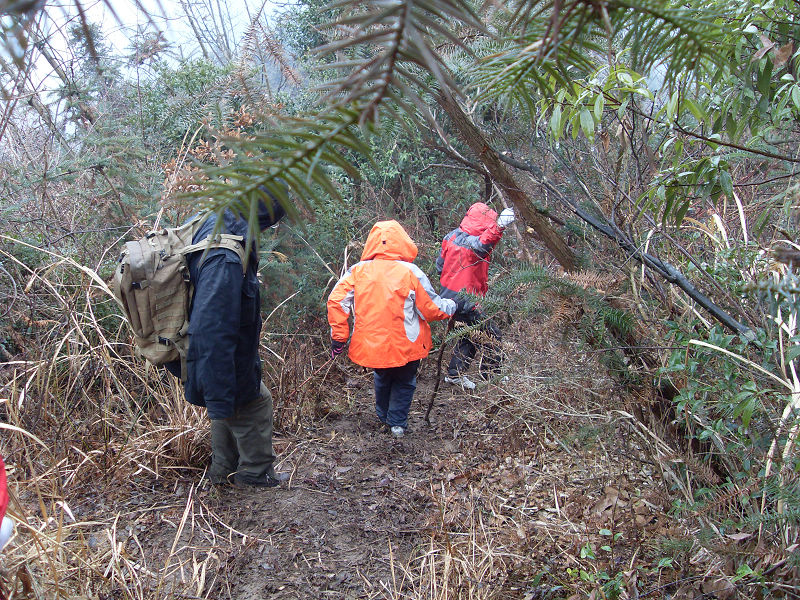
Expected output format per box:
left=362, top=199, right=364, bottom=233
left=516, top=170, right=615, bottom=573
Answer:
left=0, top=456, right=13, bottom=551
left=436, top=202, right=514, bottom=390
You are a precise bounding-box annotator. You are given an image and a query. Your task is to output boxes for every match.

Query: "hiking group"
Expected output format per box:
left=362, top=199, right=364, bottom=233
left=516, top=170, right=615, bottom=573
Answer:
left=0, top=197, right=515, bottom=553
left=117, top=194, right=515, bottom=488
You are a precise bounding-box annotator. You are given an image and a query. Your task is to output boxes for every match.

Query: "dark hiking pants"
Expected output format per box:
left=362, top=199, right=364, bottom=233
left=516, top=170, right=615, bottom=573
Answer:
left=374, top=360, right=420, bottom=429
left=209, top=382, right=276, bottom=484
left=447, top=306, right=502, bottom=380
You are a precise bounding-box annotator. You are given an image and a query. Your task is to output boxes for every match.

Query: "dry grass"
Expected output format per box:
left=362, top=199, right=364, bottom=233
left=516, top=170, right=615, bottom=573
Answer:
left=1, top=236, right=796, bottom=599
left=0, top=239, right=328, bottom=599
left=356, top=317, right=776, bottom=600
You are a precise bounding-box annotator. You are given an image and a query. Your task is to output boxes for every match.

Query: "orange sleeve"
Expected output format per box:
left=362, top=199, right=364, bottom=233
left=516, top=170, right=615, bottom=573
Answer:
left=327, top=270, right=356, bottom=342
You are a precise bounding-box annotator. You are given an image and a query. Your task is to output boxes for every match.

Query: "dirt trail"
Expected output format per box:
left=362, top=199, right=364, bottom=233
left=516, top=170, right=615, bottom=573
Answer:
left=209, top=369, right=487, bottom=599
left=124, top=327, right=673, bottom=599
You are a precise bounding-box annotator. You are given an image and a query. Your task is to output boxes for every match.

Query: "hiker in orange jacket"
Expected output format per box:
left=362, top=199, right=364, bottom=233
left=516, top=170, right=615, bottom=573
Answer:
left=327, top=220, right=457, bottom=437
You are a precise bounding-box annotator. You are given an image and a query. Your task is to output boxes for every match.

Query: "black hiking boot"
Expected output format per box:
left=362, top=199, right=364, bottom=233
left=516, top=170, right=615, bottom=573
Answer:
left=233, top=472, right=289, bottom=488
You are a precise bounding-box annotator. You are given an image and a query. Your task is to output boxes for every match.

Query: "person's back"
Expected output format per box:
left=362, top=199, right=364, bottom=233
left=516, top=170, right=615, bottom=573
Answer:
left=328, top=220, right=456, bottom=435
left=166, top=195, right=288, bottom=487
left=437, top=202, right=506, bottom=299
left=172, top=209, right=264, bottom=414
left=348, top=259, right=429, bottom=362
left=436, top=202, right=514, bottom=390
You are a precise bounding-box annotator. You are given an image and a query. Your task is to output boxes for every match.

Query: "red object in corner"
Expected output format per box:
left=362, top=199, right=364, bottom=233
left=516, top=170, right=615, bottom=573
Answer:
left=0, top=456, right=8, bottom=521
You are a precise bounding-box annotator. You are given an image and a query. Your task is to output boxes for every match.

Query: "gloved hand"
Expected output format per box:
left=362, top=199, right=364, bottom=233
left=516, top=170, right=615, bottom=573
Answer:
left=497, top=207, right=515, bottom=228
left=331, top=339, right=346, bottom=358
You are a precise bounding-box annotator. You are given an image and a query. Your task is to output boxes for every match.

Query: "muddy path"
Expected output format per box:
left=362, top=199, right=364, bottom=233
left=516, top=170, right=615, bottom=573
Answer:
left=113, top=327, right=674, bottom=600
left=207, top=368, right=497, bottom=599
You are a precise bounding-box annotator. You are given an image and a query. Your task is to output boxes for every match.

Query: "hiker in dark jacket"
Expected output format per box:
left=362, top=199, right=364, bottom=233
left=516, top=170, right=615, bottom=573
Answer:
left=436, top=202, right=514, bottom=390
left=166, top=192, right=287, bottom=487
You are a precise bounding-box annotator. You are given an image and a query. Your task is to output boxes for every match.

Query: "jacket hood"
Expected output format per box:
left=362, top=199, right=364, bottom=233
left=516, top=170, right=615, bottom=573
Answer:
left=459, top=202, right=498, bottom=236
left=256, top=185, right=287, bottom=231
left=361, top=220, right=418, bottom=262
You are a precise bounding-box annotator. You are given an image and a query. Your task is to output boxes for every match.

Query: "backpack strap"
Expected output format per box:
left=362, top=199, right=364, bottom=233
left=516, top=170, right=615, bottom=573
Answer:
left=183, top=234, right=248, bottom=274
left=177, top=234, right=248, bottom=382
left=174, top=340, right=188, bottom=382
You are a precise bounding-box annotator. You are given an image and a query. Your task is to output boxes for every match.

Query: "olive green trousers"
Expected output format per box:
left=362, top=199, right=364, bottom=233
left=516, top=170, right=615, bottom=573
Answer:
left=208, top=382, right=276, bottom=484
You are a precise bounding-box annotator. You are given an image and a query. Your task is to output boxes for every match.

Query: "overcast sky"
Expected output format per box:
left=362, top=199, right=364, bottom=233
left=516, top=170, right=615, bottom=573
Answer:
left=2, top=0, right=284, bottom=108
left=44, top=0, right=278, bottom=62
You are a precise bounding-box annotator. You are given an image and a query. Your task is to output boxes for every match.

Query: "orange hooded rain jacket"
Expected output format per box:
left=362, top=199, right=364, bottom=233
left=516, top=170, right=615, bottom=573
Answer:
left=327, top=220, right=457, bottom=369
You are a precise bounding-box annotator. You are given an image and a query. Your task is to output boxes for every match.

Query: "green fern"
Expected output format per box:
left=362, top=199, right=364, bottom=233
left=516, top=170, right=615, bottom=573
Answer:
left=740, top=507, right=800, bottom=531
left=472, top=0, right=730, bottom=111
left=181, top=105, right=374, bottom=251
left=602, top=306, right=634, bottom=338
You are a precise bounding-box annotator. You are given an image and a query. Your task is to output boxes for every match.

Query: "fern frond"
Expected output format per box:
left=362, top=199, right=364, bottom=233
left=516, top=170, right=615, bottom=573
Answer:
left=561, top=270, right=624, bottom=294
left=258, top=23, right=302, bottom=87
left=313, top=0, right=487, bottom=125
left=472, top=0, right=730, bottom=109
left=691, top=479, right=759, bottom=517
left=489, top=265, right=550, bottom=294
left=548, top=296, right=581, bottom=329
left=601, top=306, right=634, bottom=337
left=741, top=507, right=800, bottom=531
left=180, top=105, right=373, bottom=232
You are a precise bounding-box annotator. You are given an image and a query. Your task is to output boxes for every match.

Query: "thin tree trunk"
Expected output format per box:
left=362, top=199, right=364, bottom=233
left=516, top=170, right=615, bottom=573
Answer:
left=436, top=90, right=577, bottom=272
left=498, top=152, right=752, bottom=336
left=0, top=56, right=69, bottom=149
left=34, top=39, right=96, bottom=124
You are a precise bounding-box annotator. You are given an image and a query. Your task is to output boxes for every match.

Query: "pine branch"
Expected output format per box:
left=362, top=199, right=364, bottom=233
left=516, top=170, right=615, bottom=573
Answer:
left=180, top=106, right=372, bottom=225
left=474, top=0, right=729, bottom=107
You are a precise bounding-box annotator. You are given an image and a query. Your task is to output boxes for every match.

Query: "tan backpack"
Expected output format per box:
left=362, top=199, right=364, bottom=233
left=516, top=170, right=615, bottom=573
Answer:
left=112, top=215, right=246, bottom=380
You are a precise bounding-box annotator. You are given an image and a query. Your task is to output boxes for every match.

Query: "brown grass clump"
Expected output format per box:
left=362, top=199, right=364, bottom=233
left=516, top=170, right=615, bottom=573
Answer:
left=0, top=220, right=348, bottom=599
left=0, top=233, right=251, bottom=597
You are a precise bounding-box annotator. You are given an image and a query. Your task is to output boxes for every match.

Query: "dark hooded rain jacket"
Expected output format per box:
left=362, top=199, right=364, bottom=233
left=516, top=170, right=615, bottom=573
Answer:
left=166, top=197, right=285, bottom=419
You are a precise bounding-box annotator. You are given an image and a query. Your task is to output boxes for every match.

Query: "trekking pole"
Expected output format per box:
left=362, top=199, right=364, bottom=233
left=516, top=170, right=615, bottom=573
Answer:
left=296, top=355, right=336, bottom=389
left=424, top=316, right=455, bottom=425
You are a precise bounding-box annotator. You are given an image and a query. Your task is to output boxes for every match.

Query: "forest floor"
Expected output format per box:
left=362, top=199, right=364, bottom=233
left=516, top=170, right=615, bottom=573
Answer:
left=2, top=318, right=716, bottom=600
left=79, top=320, right=698, bottom=600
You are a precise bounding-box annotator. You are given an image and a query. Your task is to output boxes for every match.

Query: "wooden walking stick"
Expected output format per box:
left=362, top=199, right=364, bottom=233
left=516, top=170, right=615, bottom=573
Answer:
left=425, top=316, right=455, bottom=425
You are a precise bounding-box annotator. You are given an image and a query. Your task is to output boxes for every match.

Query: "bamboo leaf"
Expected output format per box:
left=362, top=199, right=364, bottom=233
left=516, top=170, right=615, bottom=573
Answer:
left=719, top=170, right=734, bottom=198
left=550, top=105, right=563, bottom=138
left=684, top=98, right=705, bottom=122
left=579, top=108, right=594, bottom=139
left=593, top=93, right=604, bottom=121
left=792, top=86, right=800, bottom=111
